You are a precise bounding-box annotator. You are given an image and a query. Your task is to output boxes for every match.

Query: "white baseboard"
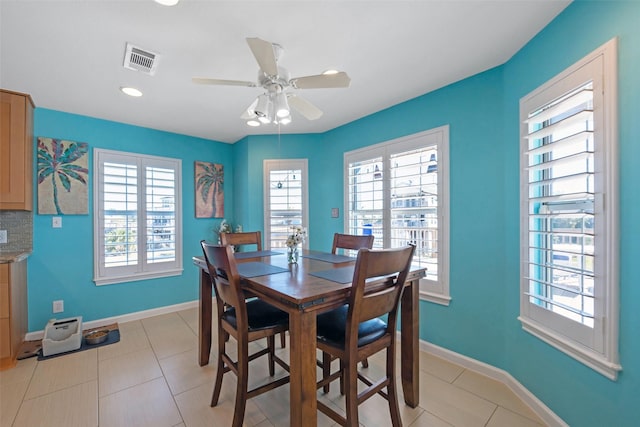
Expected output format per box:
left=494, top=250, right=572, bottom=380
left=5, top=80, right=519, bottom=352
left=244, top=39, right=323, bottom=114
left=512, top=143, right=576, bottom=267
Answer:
left=420, top=341, right=568, bottom=427
left=25, top=299, right=201, bottom=341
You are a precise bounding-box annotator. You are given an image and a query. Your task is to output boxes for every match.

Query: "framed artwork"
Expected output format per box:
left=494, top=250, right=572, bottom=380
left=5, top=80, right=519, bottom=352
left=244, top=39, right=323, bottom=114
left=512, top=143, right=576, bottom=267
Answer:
left=37, top=137, right=89, bottom=215
left=195, top=161, right=224, bottom=218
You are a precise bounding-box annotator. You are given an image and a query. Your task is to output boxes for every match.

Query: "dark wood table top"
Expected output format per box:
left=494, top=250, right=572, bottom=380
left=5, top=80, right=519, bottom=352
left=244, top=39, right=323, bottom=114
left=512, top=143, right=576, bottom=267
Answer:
left=193, top=248, right=425, bottom=312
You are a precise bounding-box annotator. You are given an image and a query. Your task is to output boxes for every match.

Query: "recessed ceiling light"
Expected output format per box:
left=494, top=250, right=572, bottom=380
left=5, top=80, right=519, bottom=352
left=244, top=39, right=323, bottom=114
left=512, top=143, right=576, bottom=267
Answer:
left=120, top=87, right=143, bottom=97
left=247, top=120, right=260, bottom=127
left=154, top=0, right=180, bottom=6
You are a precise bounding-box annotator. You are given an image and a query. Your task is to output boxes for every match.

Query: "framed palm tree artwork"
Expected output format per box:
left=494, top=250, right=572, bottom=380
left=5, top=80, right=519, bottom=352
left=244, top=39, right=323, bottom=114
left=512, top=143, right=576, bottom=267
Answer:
left=37, top=137, right=89, bottom=215
left=195, top=161, right=224, bottom=218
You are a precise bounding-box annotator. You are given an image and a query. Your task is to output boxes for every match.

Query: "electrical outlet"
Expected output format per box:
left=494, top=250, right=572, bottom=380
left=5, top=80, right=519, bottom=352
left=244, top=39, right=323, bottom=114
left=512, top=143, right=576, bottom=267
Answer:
left=53, top=300, right=64, bottom=313
left=0, top=230, right=7, bottom=244
left=52, top=217, right=62, bottom=228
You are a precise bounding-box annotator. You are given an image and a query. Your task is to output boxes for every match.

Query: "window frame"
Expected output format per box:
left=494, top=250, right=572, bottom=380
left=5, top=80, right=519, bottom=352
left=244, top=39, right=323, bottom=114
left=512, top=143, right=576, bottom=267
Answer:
left=518, top=38, right=620, bottom=380
left=263, top=159, right=309, bottom=250
left=93, top=148, right=183, bottom=286
left=344, top=126, right=450, bottom=305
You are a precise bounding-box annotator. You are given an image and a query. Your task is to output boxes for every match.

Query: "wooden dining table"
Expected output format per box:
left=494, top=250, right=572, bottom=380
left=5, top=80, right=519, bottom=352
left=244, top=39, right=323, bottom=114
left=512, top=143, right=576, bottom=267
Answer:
left=193, top=249, right=425, bottom=426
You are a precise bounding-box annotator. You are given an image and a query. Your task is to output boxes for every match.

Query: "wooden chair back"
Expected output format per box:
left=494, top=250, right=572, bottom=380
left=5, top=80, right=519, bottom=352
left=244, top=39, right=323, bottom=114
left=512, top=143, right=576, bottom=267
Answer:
left=200, top=241, right=248, bottom=326
left=346, top=245, right=415, bottom=346
left=221, top=231, right=263, bottom=251
left=331, top=233, right=374, bottom=254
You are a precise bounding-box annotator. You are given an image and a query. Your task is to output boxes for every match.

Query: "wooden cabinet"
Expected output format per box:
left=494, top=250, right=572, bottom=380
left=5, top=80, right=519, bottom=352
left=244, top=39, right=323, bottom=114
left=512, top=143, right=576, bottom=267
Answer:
left=0, top=89, right=34, bottom=211
left=0, top=260, right=28, bottom=370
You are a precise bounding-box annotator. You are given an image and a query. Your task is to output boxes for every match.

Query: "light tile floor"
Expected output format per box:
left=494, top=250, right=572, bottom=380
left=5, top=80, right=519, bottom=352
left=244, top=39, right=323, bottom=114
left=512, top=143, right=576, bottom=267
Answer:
left=0, top=308, right=547, bottom=427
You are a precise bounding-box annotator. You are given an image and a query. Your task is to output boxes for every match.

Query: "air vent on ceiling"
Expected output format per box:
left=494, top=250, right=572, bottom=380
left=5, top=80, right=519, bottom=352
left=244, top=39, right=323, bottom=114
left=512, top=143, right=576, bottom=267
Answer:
left=123, top=43, right=159, bottom=75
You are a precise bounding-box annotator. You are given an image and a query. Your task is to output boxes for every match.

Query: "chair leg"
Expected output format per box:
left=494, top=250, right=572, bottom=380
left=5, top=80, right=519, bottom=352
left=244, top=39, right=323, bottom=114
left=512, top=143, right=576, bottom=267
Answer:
left=322, top=352, right=332, bottom=393
left=210, top=328, right=227, bottom=407
left=386, top=346, right=402, bottom=427
left=344, top=359, right=360, bottom=427
left=339, top=358, right=345, bottom=396
left=267, top=335, right=275, bottom=377
left=280, top=331, right=286, bottom=348
left=362, top=358, right=369, bottom=368
left=232, top=339, right=249, bottom=427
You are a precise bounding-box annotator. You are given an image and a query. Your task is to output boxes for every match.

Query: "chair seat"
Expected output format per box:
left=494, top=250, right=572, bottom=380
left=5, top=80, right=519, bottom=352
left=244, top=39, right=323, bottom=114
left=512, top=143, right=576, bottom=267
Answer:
left=223, top=299, right=289, bottom=331
left=317, top=305, right=387, bottom=348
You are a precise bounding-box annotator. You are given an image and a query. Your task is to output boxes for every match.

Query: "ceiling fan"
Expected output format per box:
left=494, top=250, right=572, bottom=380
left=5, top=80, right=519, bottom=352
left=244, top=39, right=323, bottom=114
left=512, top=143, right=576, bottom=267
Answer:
left=192, top=37, right=351, bottom=127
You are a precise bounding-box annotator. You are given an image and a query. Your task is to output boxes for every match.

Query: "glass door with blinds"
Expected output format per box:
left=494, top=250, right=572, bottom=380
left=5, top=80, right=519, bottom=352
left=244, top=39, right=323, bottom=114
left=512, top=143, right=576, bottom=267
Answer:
left=263, top=159, right=309, bottom=249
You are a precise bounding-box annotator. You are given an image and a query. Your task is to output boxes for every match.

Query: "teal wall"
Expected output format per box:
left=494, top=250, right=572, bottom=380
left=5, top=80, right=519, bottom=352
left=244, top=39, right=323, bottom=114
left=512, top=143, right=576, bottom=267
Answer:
left=26, top=1, right=640, bottom=425
left=500, top=1, right=640, bottom=426
left=30, top=109, right=234, bottom=329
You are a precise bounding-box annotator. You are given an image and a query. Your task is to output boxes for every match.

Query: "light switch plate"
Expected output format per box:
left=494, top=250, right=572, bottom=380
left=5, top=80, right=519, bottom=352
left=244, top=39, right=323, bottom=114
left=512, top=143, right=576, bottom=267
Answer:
left=0, top=230, right=7, bottom=244
left=331, top=208, right=339, bottom=218
left=52, top=217, right=62, bottom=228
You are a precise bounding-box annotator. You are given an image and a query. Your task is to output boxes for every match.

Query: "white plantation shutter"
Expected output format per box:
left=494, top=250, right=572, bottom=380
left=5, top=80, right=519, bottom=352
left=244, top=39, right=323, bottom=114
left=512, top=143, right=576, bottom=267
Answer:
left=345, top=126, right=450, bottom=304
left=346, top=155, right=384, bottom=251
left=263, top=159, right=309, bottom=249
left=519, top=38, right=620, bottom=379
left=524, top=82, right=596, bottom=326
left=94, top=149, right=182, bottom=285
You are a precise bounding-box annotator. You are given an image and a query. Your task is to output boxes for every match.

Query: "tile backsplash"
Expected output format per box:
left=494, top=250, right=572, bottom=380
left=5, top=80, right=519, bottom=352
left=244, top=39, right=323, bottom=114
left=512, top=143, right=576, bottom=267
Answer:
left=0, top=210, right=33, bottom=253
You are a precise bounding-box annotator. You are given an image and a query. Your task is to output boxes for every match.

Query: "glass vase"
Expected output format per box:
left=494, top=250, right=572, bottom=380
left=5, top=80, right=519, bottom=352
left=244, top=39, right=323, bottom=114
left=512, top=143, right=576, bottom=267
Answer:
left=287, top=245, right=299, bottom=264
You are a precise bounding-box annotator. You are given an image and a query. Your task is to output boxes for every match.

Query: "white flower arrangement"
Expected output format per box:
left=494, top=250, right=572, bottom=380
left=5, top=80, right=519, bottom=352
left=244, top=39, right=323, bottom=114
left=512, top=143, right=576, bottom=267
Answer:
left=216, top=219, right=242, bottom=244
left=286, top=225, right=307, bottom=248
left=218, top=219, right=232, bottom=235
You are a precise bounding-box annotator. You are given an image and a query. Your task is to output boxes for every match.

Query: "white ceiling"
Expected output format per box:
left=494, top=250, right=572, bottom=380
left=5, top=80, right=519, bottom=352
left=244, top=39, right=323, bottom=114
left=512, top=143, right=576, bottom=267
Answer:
left=0, top=0, right=570, bottom=144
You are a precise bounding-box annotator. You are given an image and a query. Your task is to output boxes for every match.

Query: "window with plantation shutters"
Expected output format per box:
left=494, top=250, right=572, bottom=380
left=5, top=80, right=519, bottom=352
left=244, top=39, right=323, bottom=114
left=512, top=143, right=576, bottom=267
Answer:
left=94, top=149, right=183, bottom=285
left=263, top=159, right=308, bottom=249
left=519, top=38, right=620, bottom=379
left=345, top=126, right=450, bottom=305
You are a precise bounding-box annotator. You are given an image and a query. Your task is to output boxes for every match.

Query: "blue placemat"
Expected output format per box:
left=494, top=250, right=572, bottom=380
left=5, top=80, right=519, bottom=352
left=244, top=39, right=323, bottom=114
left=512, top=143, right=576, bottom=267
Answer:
left=234, top=250, right=282, bottom=260
left=237, top=262, right=289, bottom=278
left=309, top=266, right=355, bottom=284
left=300, top=252, right=356, bottom=263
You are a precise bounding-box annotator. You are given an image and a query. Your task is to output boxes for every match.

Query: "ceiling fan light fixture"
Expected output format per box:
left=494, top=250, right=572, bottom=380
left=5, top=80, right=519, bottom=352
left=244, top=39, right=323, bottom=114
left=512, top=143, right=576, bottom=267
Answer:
left=278, top=114, right=292, bottom=125
left=322, top=69, right=340, bottom=75
left=275, top=92, right=290, bottom=118
left=254, top=94, right=271, bottom=120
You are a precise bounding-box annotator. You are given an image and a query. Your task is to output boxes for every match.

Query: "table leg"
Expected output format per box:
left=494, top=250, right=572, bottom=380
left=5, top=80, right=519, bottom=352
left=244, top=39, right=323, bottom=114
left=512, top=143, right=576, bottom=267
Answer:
left=400, top=279, right=419, bottom=407
left=198, top=268, right=212, bottom=366
left=288, top=310, right=318, bottom=426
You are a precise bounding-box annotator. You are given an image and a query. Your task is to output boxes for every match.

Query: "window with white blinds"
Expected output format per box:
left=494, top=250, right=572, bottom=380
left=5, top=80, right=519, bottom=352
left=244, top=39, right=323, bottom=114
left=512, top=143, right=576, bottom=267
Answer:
left=94, top=149, right=183, bottom=285
left=345, top=126, right=450, bottom=305
left=263, top=159, right=308, bottom=249
left=519, top=38, right=620, bottom=379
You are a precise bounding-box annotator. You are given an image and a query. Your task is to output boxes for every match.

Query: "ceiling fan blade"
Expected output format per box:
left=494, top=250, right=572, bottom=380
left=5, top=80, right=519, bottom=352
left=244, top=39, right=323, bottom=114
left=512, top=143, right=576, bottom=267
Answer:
left=288, top=94, right=323, bottom=120
left=290, top=72, right=351, bottom=89
left=246, top=37, right=278, bottom=77
left=192, top=77, right=257, bottom=87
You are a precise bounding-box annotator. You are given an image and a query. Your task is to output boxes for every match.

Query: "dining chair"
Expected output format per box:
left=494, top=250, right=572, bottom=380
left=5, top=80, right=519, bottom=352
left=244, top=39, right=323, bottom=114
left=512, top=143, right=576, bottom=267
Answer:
left=320, top=232, right=376, bottom=391
left=220, top=230, right=287, bottom=348
left=331, top=233, right=375, bottom=256
left=315, top=245, right=415, bottom=427
left=220, top=230, right=263, bottom=251
left=200, top=240, right=290, bottom=427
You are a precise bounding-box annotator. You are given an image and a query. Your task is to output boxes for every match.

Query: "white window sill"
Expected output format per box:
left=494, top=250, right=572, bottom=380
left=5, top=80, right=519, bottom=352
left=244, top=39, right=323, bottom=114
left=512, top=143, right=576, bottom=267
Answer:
left=94, top=268, right=183, bottom=286
left=519, top=316, right=622, bottom=381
